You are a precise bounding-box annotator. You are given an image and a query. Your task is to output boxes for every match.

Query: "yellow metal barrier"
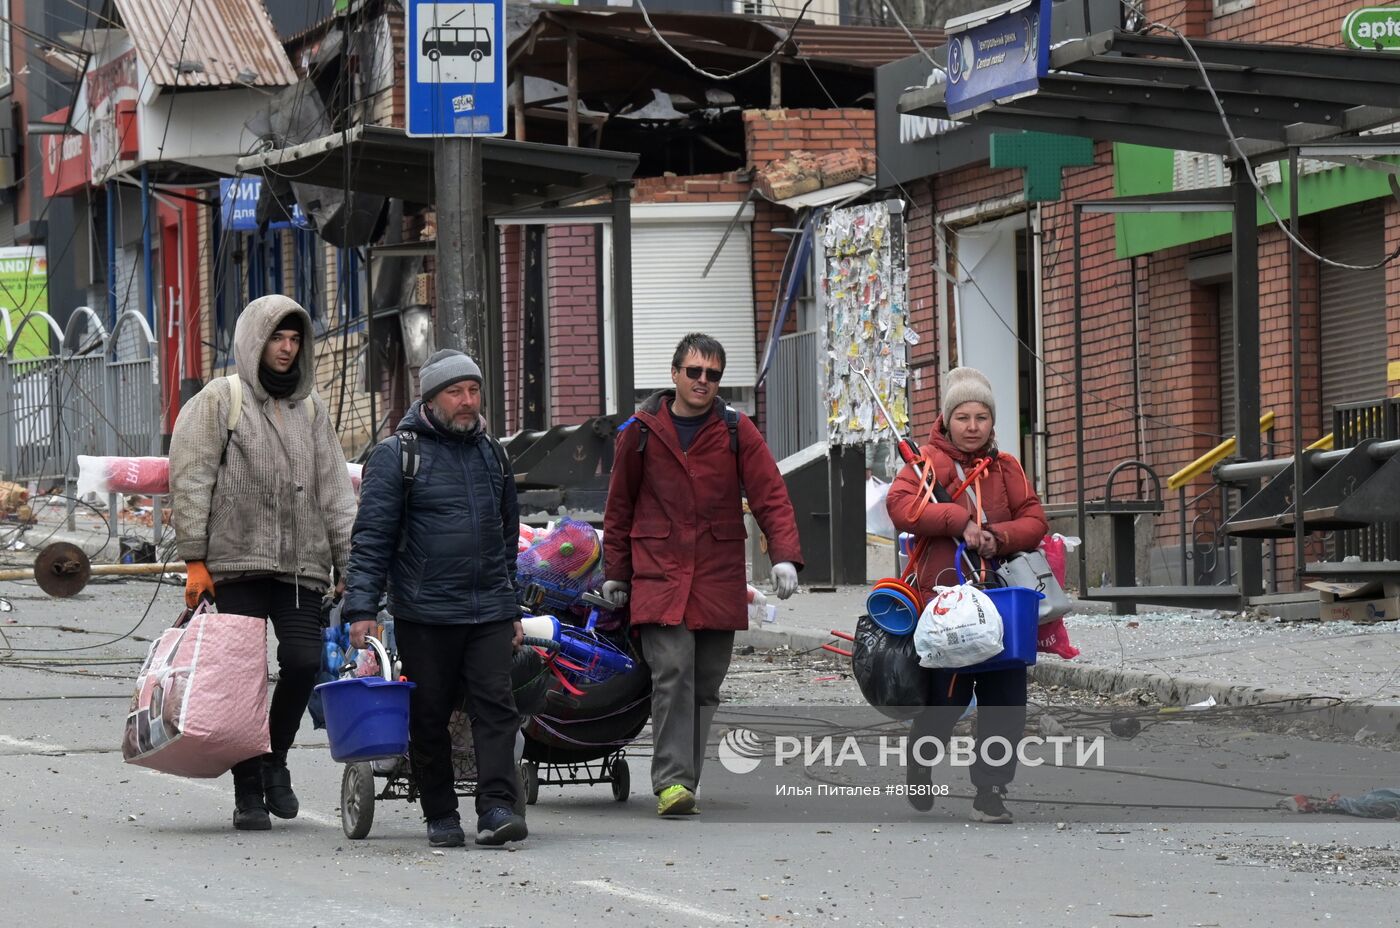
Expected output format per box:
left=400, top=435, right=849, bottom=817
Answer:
left=1305, top=432, right=1334, bottom=452
left=1166, top=412, right=1275, bottom=491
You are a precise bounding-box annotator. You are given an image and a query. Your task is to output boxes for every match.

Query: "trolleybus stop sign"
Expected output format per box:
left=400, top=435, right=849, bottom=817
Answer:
left=406, top=1, right=506, bottom=137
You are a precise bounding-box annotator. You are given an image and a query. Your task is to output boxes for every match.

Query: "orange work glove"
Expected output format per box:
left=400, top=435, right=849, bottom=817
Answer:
left=184, top=560, right=216, bottom=609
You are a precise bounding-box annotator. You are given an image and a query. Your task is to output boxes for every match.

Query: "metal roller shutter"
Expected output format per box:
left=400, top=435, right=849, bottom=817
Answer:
left=631, top=203, right=757, bottom=391
left=1218, top=284, right=1235, bottom=436
left=1319, top=204, right=1386, bottom=416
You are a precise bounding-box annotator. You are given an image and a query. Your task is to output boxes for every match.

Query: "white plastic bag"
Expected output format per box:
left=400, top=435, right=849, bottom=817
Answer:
left=913, top=584, right=1004, bottom=669
left=865, top=478, right=896, bottom=538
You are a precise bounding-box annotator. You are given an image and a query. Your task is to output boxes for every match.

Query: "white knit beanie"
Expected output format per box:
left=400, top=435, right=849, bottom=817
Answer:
left=941, top=367, right=996, bottom=422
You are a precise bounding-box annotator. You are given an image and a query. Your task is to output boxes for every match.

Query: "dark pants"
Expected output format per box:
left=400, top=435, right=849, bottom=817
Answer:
left=909, top=666, right=1028, bottom=789
left=638, top=625, right=735, bottom=794
left=395, top=618, right=520, bottom=821
left=217, top=578, right=324, bottom=780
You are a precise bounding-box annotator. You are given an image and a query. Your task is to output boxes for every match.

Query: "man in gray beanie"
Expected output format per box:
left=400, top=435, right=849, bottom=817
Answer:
left=344, top=348, right=528, bottom=848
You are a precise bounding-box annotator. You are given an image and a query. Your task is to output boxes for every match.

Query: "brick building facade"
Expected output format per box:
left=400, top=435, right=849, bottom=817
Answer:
left=494, top=107, right=876, bottom=435
left=900, top=0, right=1400, bottom=584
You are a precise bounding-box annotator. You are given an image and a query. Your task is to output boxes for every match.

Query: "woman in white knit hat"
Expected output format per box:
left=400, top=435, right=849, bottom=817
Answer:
left=886, top=366, right=1049, bottom=823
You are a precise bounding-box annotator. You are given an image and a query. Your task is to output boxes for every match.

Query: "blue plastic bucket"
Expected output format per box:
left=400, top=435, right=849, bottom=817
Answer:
left=961, top=587, right=1044, bottom=673
left=315, top=676, right=416, bottom=763
left=866, top=587, right=919, bottom=635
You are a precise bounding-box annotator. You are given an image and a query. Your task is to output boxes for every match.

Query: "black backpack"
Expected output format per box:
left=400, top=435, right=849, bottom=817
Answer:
left=396, top=429, right=512, bottom=509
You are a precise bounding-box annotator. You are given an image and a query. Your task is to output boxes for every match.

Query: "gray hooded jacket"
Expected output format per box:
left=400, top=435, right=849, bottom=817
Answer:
left=169, top=295, right=357, bottom=590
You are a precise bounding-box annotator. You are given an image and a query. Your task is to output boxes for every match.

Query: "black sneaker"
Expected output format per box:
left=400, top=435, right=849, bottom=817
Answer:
left=427, top=814, right=466, bottom=847
left=970, top=786, right=1013, bottom=824
left=475, top=806, right=528, bottom=846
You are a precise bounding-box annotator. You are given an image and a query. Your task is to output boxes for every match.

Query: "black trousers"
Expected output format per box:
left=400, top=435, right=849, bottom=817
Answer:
left=217, top=578, right=324, bottom=780
left=909, top=666, right=1028, bottom=789
left=395, top=618, right=520, bottom=821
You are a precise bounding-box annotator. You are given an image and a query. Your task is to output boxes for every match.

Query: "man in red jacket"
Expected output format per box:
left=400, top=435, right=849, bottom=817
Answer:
left=603, top=333, right=803, bottom=816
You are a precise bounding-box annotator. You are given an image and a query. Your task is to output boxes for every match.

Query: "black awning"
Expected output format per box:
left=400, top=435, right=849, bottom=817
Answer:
left=898, top=31, right=1400, bottom=159
left=235, top=124, right=638, bottom=214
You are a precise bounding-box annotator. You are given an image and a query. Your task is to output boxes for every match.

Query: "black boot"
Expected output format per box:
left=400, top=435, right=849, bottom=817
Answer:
left=261, top=751, right=299, bottom=820
left=233, top=769, right=271, bottom=831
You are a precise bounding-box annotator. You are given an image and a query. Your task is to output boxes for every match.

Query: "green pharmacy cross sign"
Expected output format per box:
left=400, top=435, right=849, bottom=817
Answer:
left=990, top=131, right=1095, bottom=202
left=1343, top=7, right=1400, bottom=50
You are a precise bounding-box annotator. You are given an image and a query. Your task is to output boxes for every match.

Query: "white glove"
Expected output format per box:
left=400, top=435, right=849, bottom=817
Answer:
left=770, top=562, right=798, bottom=600
left=601, top=580, right=630, bottom=608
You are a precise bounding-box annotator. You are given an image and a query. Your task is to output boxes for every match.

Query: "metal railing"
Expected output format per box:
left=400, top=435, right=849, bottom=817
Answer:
left=765, top=328, right=823, bottom=462
left=0, top=307, right=159, bottom=484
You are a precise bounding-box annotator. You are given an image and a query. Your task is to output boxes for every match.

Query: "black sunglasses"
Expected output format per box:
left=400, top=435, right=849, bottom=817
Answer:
left=682, top=365, right=723, bottom=384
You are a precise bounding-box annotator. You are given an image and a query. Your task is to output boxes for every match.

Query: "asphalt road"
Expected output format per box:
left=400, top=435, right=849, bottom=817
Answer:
left=2, top=579, right=1397, bottom=927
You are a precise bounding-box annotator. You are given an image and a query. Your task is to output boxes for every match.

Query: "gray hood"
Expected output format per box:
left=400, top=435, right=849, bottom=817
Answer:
left=233, top=294, right=315, bottom=402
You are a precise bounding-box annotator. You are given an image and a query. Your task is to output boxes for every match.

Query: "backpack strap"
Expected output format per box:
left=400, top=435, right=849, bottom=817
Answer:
left=220, top=374, right=315, bottom=465
left=723, top=404, right=740, bottom=454
left=220, top=374, right=242, bottom=465
left=398, top=429, right=420, bottom=508
left=617, top=415, right=649, bottom=454
left=484, top=433, right=511, bottom=480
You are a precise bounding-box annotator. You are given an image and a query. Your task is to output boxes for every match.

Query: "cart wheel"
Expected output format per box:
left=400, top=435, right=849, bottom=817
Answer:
left=522, top=761, right=540, bottom=806
left=341, top=762, right=376, bottom=840
left=610, top=758, right=630, bottom=802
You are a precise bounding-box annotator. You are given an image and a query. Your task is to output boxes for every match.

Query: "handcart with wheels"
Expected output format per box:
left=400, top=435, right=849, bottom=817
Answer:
left=516, top=591, right=651, bottom=806
left=326, top=632, right=559, bottom=840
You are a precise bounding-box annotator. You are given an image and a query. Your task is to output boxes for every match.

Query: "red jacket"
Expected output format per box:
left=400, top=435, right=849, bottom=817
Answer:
left=886, top=417, right=1048, bottom=605
left=604, top=392, right=803, bottom=631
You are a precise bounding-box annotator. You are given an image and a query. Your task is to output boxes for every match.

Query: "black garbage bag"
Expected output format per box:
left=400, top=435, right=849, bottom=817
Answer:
left=512, top=644, right=551, bottom=717
left=852, top=613, right=927, bottom=720
left=522, top=637, right=651, bottom=765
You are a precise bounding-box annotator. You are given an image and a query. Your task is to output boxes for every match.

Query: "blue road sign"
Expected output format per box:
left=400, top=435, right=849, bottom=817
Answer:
left=945, top=0, right=1050, bottom=120
left=406, top=1, right=507, bottom=138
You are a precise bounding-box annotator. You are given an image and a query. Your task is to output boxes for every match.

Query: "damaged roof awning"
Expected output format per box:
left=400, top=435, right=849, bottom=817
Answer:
left=898, top=30, right=1400, bottom=159
left=511, top=9, right=944, bottom=111
left=772, top=177, right=877, bottom=210
left=235, top=124, right=638, bottom=214
left=74, top=0, right=298, bottom=89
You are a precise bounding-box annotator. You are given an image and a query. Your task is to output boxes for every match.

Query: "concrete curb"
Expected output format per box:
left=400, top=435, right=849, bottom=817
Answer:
left=735, top=626, right=1400, bottom=739
left=1029, top=659, right=1400, bottom=739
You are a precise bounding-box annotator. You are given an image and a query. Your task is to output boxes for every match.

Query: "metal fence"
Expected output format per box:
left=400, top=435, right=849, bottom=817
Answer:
left=0, top=307, right=160, bottom=485
left=765, top=328, right=824, bottom=462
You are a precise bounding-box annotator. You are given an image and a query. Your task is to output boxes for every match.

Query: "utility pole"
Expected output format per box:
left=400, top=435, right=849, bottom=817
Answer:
left=407, top=0, right=506, bottom=362
left=433, top=137, right=485, bottom=359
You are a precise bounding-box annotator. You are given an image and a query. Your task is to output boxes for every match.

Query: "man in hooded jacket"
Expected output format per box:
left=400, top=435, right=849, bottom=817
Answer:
left=170, top=294, right=357, bottom=831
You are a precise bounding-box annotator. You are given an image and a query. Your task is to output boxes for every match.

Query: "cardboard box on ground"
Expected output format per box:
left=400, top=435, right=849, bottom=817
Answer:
left=1306, top=580, right=1400, bottom=623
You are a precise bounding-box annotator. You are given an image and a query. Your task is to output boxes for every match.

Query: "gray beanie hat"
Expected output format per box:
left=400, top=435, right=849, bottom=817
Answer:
left=941, top=366, right=995, bottom=422
left=420, top=348, right=483, bottom=402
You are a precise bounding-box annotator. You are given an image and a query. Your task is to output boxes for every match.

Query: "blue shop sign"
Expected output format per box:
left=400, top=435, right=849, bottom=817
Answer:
left=945, top=0, right=1051, bottom=120
left=220, top=177, right=310, bottom=232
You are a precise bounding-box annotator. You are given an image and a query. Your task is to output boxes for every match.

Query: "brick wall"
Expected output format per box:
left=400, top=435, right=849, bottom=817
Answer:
left=743, top=108, right=875, bottom=169
left=499, top=225, right=522, bottom=431
left=545, top=224, right=604, bottom=425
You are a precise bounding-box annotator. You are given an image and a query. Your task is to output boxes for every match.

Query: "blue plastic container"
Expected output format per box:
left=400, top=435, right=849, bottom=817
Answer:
left=961, top=586, right=1044, bottom=673
left=315, top=676, right=416, bottom=763
left=866, top=587, right=920, bottom=635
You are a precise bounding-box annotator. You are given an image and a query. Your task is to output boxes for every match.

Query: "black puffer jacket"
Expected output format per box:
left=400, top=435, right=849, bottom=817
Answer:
left=344, top=401, right=518, bottom=625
